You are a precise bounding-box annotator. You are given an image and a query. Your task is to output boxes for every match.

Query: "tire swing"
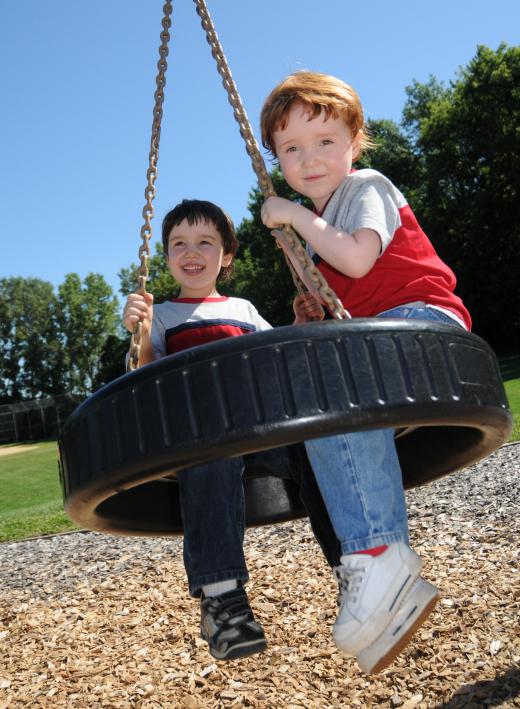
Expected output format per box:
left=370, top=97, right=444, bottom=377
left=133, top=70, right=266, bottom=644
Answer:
left=58, top=0, right=513, bottom=536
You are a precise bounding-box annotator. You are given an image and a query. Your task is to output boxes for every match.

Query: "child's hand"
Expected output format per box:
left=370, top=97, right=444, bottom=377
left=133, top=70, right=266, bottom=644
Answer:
left=123, top=292, right=154, bottom=335
left=261, top=196, right=297, bottom=229
left=293, top=292, right=325, bottom=324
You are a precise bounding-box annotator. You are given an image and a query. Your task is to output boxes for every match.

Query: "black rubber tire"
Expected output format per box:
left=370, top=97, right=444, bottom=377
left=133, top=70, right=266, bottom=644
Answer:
left=58, top=319, right=512, bottom=535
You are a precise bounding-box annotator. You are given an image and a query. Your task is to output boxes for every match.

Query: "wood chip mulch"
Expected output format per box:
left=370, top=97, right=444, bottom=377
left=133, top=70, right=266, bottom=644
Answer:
left=1, top=444, right=519, bottom=708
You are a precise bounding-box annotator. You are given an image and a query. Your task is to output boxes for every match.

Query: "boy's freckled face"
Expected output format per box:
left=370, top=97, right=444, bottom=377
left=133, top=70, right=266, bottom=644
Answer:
left=167, top=218, right=232, bottom=298
left=273, top=105, right=360, bottom=212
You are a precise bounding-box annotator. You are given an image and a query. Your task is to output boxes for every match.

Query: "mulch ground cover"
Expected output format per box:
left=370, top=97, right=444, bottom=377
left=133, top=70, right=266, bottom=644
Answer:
left=1, top=443, right=519, bottom=708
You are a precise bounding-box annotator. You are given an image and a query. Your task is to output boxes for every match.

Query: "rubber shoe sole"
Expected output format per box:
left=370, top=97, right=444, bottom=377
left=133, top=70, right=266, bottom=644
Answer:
left=357, top=578, right=439, bottom=674
left=200, top=624, right=267, bottom=660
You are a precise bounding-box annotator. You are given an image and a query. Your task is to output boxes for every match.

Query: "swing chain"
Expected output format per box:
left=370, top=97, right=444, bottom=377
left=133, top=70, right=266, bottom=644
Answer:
left=128, top=1, right=173, bottom=372
left=193, top=0, right=350, bottom=321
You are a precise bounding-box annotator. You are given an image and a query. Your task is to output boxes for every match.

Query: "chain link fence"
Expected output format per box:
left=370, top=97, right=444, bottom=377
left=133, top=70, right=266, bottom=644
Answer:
left=0, top=396, right=80, bottom=445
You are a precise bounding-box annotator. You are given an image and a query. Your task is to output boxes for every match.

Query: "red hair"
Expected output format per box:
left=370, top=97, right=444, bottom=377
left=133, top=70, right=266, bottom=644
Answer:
left=261, top=71, right=373, bottom=158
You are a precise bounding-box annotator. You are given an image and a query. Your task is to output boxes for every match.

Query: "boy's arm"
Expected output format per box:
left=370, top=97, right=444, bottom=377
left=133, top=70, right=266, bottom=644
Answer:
left=261, top=196, right=380, bottom=279
left=123, top=292, right=156, bottom=367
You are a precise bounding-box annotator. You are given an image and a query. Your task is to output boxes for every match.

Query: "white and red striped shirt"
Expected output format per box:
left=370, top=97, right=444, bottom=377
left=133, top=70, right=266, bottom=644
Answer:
left=151, top=296, right=272, bottom=358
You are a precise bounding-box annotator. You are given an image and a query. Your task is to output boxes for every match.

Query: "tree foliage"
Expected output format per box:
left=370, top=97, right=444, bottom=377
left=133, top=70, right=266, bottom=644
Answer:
left=402, top=44, right=520, bottom=348
left=92, top=334, right=129, bottom=390
left=1, top=274, right=120, bottom=403
left=0, top=277, right=62, bottom=402
left=357, top=118, right=422, bottom=200
left=56, top=274, right=120, bottom=396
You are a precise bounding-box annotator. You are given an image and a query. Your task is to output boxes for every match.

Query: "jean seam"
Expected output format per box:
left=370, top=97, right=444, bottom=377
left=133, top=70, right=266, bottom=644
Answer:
left=340, top=434, right=376, bottom=544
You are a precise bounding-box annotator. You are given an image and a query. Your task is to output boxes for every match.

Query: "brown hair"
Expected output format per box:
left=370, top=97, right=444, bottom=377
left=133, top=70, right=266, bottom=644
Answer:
left=161, top=199, right=239, bottom=281
left=261, top=71, right=373, bottom=158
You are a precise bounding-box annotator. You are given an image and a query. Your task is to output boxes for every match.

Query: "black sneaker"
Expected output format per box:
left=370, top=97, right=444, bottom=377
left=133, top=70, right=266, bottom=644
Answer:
left=200, top=587, right=267, bottom=660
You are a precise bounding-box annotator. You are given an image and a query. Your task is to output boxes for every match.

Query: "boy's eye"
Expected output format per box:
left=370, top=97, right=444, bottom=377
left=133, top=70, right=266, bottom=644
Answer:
left=171, top=241, right=184, bottom=249
left=285, top=146, right=297, bottom=153
left=321, top=139, right=333, bottom=146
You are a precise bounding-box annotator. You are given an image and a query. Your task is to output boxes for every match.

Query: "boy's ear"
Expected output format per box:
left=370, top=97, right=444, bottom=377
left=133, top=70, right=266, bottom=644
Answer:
left=222, top=252, right=233, bottom=267
left=352, top=132, right=362, bottom=161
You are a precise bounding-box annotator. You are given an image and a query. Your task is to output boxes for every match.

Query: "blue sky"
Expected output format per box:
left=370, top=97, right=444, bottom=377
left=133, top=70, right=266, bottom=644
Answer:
left=2, top=1, right=519, bottom=300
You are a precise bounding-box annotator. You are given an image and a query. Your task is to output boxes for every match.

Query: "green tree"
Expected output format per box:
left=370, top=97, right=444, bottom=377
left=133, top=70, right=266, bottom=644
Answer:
left=357, top=118, right=424, bottom=203
left=92, top=334, right=129, bottom=390
left=56, top=273, right=119, bottom=396
left=232, top=167, right=312, bottom=326
left=402, top=44, right=520, bottom=349
left=0, top=277, right=63, bottom=401
left=402, top=75, right=449, bottom=129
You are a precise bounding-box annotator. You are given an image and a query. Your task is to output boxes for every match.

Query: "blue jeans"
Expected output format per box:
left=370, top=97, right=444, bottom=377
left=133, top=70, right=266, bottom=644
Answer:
left=304, top=304, right=464, bottom=556
left=178, top=446, right=342, bottom=596
left=178, top=457, right=248, bottom=597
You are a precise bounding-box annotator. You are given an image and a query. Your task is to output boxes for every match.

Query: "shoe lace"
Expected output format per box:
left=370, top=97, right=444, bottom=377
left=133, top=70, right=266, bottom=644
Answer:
left=334, top=562, right=367, bottom=603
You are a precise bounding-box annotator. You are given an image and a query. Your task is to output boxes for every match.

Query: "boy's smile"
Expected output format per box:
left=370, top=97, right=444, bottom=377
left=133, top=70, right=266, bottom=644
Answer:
left=167, top=218, right=232, bottom=298
left=274, top=104, right=360, bottom=211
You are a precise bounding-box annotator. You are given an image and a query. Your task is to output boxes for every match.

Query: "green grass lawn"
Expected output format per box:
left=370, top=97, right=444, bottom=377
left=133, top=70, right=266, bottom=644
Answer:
left=0, top=441, right=78, bottom=542
left=499, top=354, right=520, bottom=442
left=1, top=356, right=519, bottom=543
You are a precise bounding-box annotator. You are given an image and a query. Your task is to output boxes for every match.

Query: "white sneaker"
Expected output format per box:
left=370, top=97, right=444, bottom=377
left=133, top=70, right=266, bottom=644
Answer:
left=357, top=577, right=439, bottom=673
left=333, top=542, right=439, bottom=672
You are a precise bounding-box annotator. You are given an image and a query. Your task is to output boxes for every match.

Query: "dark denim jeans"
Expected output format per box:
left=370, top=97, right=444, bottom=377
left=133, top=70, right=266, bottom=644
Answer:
left=178, top=457, right=247, bottom=597
left=178, top=446, right=341, bottom=597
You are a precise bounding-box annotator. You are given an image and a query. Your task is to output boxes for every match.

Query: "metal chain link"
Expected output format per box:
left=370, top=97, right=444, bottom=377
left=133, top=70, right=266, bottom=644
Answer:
left=127, top=1, right=173, bottom=372
left=193, top=0, right=350, bottom=320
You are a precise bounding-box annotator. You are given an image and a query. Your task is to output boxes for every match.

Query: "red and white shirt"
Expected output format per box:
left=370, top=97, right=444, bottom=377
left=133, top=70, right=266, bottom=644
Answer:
left=151, top=296, right=272, bottom=358
left=309, top=169, right=471, bottom=330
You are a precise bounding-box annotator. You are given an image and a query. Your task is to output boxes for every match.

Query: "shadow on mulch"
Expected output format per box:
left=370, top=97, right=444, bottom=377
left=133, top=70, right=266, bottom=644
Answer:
left=435, top=666, right=520, bottom=708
